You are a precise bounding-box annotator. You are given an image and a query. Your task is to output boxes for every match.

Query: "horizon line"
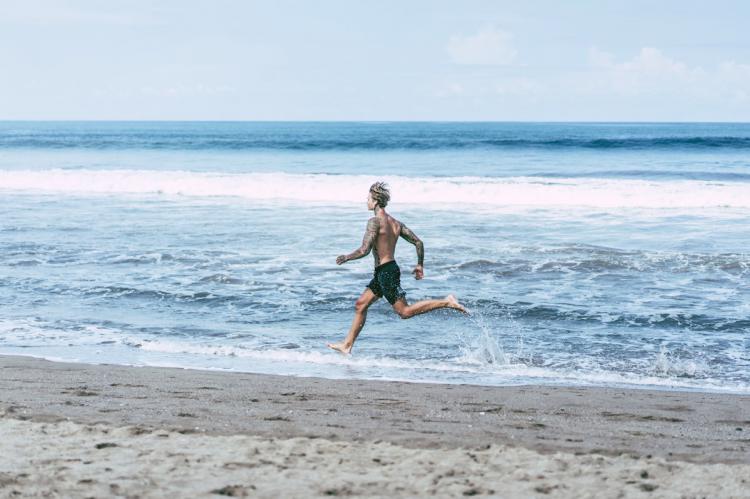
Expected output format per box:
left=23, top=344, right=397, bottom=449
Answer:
left=2, top=119, right=750, bottom=124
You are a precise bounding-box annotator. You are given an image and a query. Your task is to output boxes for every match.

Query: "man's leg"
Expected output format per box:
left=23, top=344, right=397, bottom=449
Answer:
left=327, top=288, right=380, bottom=354
left=391, top=294, right=466, bottom=319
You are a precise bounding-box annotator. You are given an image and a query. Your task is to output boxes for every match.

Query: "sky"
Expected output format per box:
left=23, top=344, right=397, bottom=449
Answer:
left=1, top=0, right=749, bottom=121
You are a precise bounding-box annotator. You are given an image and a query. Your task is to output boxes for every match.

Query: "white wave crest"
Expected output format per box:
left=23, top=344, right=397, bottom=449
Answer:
left=3, top=169, right=750, bottom=208
left=131, top=338, right=476, bottom=374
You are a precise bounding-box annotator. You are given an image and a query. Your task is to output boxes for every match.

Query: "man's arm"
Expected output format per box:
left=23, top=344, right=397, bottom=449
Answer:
left=336, top=217, right=379, bottom=265
left=399, top=223, right=424, bottom=279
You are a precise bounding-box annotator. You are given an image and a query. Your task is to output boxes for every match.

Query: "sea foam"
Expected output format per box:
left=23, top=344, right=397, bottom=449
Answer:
left=3, top=169, right=750, bottom=209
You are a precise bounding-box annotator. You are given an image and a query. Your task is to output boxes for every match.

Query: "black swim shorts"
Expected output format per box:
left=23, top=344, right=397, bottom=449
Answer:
left=367, top=260, right=406, bottom=305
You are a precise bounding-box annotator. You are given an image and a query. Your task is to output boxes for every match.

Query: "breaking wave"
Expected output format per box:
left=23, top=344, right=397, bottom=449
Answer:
left=3, top=169, right=750, bottom=209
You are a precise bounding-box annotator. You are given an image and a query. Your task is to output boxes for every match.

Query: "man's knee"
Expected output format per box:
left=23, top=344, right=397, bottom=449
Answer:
left=395, top=306, right=411, bottom=319
left=355, top=299, right=370, bottom=313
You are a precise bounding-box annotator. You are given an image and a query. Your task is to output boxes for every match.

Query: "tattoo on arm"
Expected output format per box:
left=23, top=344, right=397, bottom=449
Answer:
left=400, top=223, right=424, bottom=266
left=345, top=218, right=379, bottom=261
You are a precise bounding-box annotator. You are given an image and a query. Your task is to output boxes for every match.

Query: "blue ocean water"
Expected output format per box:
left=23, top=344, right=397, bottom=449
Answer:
left=1, top=121, right=749, bottom=393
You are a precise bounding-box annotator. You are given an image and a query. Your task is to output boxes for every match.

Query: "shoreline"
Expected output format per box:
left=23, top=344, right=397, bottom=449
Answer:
left=2, top=354, right=748, bottom=464
left=6, top=349, right=748, bottom=396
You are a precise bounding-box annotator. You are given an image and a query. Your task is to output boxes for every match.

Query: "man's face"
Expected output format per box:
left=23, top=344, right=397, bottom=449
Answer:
left=367, top=192, right=376, bottom=210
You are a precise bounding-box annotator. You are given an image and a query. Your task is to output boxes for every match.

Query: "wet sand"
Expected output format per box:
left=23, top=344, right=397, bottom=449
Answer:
left=1, top=354, right=749, bottom=497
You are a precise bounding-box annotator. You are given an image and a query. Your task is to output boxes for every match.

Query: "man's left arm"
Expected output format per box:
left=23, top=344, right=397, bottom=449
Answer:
left=337, top=218, right=379, bottom=265
left=399, top=223, right=424, bottom=279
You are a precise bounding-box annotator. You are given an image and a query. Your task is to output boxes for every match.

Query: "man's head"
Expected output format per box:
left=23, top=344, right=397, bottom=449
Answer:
left=368, top=181, right=390, bottom=210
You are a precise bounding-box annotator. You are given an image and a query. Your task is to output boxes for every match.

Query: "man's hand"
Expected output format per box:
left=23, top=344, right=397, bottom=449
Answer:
left=412, top=265, right=424, bottom=280
left=336, top=255, right=348, bottom=265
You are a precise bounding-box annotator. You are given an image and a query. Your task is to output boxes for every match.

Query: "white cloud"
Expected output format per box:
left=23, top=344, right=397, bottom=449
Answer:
left=564, top=46, right=750, bottom=119
left=495, top=77, right=543, bottom=96
left=433, top=45, right=750, bottom=120
left=432, top=76, right=544, bottom=105
left=717, top=61, right=750, bottom=102
left=588, top=47, right=705, bottom=95
left=587, top=47, right=614, bottom=68
left=447, top=28, right=517, bottom=66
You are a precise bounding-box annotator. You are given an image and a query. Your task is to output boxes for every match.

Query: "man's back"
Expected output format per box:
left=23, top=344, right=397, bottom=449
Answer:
left=372, top=212, right=401, bottom=265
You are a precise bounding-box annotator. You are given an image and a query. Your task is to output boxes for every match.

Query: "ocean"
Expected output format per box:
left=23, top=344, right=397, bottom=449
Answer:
left=1, top=121, right=748, bottom=393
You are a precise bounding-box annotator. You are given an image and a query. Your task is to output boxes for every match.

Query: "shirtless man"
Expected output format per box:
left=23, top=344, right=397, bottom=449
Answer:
left=327, top=182, right=467, bottom=354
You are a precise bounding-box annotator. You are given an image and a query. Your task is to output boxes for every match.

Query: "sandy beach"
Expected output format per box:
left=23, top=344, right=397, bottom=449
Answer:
left=1, top=354, right=748, bottom=497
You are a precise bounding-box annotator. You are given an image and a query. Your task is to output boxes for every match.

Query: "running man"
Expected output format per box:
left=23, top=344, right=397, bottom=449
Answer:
left=327, top=182, right=467, bottom=354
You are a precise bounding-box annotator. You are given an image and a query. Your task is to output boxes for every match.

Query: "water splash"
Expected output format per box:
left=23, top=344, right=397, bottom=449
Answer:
left=653, top=344, right=706, bottom=378
left=455, top=309, right=512, bottom=366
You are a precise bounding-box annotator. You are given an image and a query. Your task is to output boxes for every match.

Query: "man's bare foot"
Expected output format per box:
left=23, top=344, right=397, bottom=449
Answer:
left=327, top=342, right=352, bottom=355
left=446, top=294, right=469, bottom=314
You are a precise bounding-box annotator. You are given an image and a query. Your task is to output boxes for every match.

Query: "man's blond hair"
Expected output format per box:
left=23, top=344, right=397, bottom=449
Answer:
left=369, top=181, right=390, bottom=208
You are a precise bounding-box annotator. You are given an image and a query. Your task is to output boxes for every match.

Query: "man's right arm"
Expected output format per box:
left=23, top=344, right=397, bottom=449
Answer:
left=336, top=217, right=379, bottom=265
left=400, top=224, right=424, bottom=279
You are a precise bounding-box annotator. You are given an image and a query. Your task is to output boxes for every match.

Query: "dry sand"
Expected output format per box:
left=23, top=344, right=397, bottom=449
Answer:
left=1, top=354, right=749, bottom=497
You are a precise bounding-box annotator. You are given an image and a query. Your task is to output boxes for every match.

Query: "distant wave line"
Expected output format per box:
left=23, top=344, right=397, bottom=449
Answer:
left=2, top=135, right=750, bottom=150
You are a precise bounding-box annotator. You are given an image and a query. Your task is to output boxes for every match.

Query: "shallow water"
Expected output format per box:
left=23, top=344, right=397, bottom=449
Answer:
left=1, top=122, right=749, bottom=392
